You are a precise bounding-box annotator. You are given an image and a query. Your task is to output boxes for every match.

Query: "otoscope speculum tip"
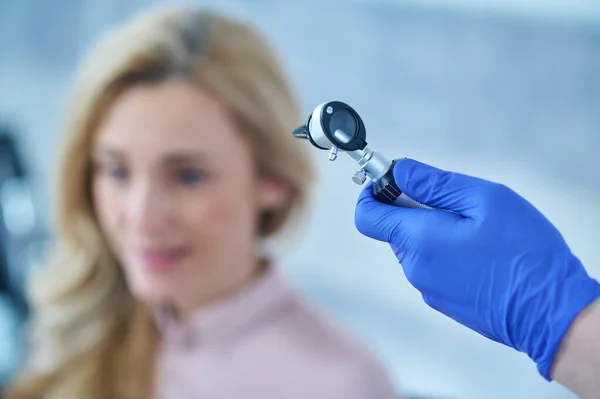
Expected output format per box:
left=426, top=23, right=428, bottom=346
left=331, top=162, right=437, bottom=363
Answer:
left=292, top=124, right=309, bottom=140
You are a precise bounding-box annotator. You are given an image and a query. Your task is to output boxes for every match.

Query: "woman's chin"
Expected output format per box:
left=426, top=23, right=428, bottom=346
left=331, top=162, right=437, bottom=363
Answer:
left=129, top=279, right=182, bottom=306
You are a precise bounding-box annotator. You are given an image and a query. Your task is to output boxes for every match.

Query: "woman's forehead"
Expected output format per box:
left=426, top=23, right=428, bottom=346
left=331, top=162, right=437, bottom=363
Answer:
left=93, top=81, right=247, bottom=158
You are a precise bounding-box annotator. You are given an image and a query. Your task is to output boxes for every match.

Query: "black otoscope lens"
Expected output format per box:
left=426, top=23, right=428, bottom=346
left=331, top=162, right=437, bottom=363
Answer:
left=329, top=109, right=357, bottom=144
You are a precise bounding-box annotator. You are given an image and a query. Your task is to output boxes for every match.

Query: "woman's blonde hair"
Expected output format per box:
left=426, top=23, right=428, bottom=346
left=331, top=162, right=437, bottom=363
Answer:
left=7, top=5, right=313, bottom=398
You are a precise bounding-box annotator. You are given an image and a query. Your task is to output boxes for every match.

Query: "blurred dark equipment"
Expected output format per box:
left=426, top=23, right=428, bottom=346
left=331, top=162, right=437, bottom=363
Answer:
left=0, top=122, right=50, bottom=389
left=0, top=127, right=32, bottom=316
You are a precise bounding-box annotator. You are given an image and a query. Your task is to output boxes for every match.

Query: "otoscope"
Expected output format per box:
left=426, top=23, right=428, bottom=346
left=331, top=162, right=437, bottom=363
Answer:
left=293, top=101, right=433, bottom=210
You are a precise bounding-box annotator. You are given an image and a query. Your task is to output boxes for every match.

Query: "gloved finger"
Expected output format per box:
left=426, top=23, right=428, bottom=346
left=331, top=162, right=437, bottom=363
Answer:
left=393, top=158, right=488, bottom=219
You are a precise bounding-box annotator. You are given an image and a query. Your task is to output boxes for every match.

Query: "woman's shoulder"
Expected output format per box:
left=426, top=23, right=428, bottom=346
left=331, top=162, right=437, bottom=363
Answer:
left=240, top=267, right=389, bottom=365
left=237, top=283, right=400, bottom=398
left=280, top=292, right=387, bottom=365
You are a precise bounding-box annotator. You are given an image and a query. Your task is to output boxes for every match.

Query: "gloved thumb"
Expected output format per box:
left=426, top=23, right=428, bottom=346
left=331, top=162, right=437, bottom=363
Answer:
left=392, top=158, right=486, bottom=217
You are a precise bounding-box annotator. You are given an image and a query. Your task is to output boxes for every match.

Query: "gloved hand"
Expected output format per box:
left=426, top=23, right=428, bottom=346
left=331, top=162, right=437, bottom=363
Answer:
left=354, top=158, right=600, bottom=380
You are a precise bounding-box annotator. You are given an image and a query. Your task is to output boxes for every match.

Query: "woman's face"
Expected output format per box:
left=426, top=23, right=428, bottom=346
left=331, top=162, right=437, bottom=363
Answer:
left=91, top=80, right=287, bottom=315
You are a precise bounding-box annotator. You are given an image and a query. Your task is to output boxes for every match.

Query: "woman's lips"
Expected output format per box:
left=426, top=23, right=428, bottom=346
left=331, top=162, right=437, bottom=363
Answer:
left=135, top=248, right=188, bottom=272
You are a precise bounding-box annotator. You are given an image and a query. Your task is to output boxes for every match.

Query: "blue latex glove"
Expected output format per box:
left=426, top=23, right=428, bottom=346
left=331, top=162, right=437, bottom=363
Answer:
left=354, top=158, right=600, bottom=380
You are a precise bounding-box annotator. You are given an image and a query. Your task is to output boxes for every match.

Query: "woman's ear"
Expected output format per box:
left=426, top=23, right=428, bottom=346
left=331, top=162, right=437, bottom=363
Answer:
left=257, top=177, right=288, bottom=211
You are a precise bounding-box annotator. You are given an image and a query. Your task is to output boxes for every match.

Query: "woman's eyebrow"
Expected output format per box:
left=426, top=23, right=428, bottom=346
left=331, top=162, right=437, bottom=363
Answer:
left=162, top=150, right=208, bottom=165
left=90, top=146, right=208, bottom=164
left=91, top=144, right=124, bottom=159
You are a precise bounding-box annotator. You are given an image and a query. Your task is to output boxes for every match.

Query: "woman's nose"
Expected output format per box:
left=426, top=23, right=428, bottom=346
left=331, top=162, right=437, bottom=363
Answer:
left=125, top=180, right=174, bottom=233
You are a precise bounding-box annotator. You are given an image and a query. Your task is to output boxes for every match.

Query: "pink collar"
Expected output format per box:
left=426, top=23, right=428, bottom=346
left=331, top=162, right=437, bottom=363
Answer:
left=153, top=266, right=294, bottom=347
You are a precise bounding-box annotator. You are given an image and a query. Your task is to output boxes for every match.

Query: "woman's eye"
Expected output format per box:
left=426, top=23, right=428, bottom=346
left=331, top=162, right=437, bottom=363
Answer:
left=177, top=169, right=204, bottom=185
left=108, top=166, right=127, bottom=180
left=98, top=164, right=127, bottom=181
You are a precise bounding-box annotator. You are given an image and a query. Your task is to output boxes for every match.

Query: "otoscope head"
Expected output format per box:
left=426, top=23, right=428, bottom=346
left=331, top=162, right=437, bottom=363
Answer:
left=293, top=100, right=392, bottom=184
left=293, top=101, right=433, bottom=209
left=293, top=101, right=368, bottom=152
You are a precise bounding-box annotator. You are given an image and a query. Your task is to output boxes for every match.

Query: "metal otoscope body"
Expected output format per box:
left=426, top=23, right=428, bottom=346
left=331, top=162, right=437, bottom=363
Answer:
left=293, top=101, right=433, bottom=210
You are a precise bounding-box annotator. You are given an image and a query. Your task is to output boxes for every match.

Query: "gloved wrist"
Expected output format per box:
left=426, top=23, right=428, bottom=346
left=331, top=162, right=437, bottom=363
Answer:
left=531, top=263, right=600, bottom=380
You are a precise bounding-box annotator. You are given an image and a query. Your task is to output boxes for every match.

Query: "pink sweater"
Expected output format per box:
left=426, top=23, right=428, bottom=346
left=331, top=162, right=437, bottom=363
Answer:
left=153, top=266, right=400, bottom=399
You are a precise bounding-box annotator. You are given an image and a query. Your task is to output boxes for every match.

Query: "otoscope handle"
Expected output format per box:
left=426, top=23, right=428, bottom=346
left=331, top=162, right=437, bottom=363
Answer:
left=373, top=159, right=435, bottom=210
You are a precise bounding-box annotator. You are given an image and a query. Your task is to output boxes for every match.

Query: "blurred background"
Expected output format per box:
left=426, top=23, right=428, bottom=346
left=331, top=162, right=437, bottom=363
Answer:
left=0, top=0, right=599, bottom=398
